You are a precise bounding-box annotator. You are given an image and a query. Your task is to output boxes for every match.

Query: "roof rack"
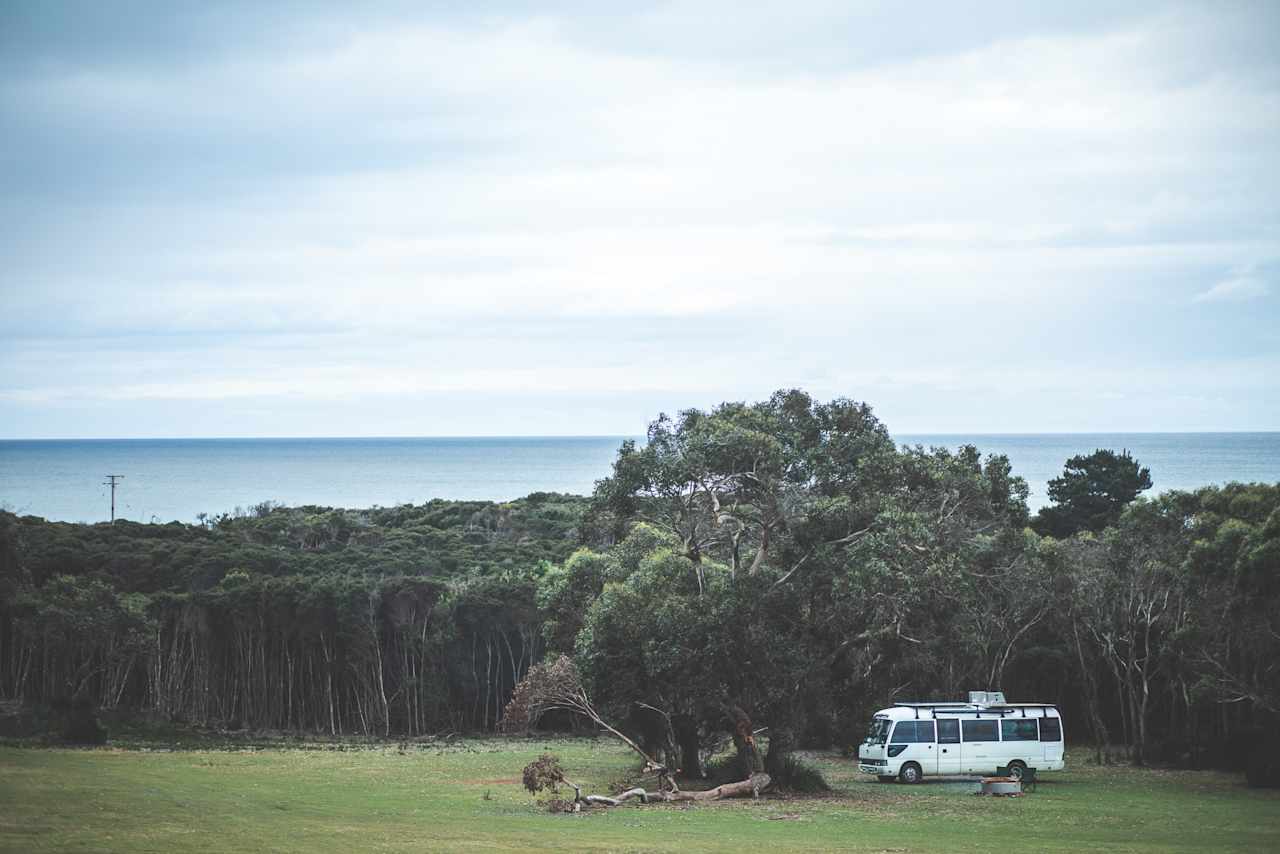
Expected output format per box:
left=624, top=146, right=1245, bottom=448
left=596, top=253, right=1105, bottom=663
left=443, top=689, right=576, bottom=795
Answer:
left=892, top=702, right=1001, bottom=719
left=891, top=701, right=1058, bottom=719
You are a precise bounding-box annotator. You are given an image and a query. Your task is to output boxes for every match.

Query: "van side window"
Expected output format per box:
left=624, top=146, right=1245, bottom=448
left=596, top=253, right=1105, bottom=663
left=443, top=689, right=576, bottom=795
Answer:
left=937, top=719, right=960, bottom=744
left=961, top=719, right=998, bottom=742
left=1039, top=717, right=1062, bottom=742
left=1001, top=719, right=1039, bottom=741
left=890, top=721, right=935, bottom=743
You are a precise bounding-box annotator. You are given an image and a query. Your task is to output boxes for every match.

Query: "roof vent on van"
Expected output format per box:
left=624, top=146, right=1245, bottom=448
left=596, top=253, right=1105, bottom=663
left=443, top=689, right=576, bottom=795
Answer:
left=968, top=691, right=1007, bottom=706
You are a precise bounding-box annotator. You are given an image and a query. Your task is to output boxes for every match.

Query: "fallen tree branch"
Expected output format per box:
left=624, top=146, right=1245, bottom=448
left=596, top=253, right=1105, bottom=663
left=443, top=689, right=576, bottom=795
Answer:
left=583, top=787, right=650, bottom=806
left=525, top=754, right=768, bottom=812
left=569, top=775, right=771, bottom=810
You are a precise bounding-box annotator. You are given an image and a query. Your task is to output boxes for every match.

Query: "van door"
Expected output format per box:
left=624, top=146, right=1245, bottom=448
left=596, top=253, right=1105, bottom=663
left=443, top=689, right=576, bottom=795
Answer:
left=1039, top=715, right=1064, bottom=768
left=916, top=719, right=938, bottom=775
left=960, top=717, right=999, bottom=774
left=889, top=720, right=937, bottom=777
left=936, top=718, right=962, bottom=775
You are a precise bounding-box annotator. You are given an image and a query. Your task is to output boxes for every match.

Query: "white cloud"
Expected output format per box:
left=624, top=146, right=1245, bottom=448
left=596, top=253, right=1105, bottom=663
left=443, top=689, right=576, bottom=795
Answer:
left=1193, top=275, right=1271, bottom=303
left=1, top=2, right=1278, bottom=434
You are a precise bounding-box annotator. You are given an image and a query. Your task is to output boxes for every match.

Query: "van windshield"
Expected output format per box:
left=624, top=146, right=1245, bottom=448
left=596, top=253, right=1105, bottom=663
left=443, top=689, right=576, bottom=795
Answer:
left=866, top=718, right=891, bottom=745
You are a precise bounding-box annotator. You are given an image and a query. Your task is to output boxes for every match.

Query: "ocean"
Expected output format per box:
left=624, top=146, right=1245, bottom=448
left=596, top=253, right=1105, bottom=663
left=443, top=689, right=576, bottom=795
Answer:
left=2, top=434, right=1278, bottom=524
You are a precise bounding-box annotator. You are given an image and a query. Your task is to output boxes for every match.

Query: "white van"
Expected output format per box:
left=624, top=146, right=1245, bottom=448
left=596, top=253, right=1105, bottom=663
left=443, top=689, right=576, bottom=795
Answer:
left=857, top=693, right=1064, bottom=783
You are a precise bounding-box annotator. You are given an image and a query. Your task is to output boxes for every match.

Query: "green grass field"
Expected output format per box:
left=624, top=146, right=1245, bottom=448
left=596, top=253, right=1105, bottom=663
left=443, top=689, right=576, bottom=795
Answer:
left=2, top=738, right=1278, bottom=853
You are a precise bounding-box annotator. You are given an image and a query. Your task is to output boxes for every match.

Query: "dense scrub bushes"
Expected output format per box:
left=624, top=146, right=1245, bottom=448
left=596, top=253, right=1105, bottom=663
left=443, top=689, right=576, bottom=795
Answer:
left=0, top=495, right=585, bottom=736
left=1246, top=742, right=1280, bottom=789
left=56, top=695, right=108, bottom=745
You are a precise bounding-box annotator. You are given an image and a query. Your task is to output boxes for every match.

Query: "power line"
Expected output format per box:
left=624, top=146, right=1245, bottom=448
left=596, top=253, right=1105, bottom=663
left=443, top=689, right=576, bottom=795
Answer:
left=103, top=474, right=124, bottom=523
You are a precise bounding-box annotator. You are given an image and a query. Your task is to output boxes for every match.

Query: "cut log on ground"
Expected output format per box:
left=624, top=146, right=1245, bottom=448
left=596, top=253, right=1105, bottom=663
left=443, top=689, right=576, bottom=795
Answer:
left=658, top=773, right=771, bottom=802
left=527, top=754, right=771, bottom=812
left=564, top=774, right=771, bottom=810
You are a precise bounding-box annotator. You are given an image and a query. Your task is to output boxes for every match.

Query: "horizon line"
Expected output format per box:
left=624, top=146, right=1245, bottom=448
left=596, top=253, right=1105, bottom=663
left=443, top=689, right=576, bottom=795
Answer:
left=3, top=430, right=1280, bottom=442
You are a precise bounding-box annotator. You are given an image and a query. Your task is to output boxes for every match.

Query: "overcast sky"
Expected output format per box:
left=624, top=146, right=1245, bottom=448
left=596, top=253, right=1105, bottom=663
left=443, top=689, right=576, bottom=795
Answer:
left=2, top=1, right=1278, bottom=437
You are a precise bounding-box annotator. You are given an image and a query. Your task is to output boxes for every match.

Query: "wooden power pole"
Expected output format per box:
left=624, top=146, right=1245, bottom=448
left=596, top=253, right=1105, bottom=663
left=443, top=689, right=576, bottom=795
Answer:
left=104, top=474, right=124, bottom=523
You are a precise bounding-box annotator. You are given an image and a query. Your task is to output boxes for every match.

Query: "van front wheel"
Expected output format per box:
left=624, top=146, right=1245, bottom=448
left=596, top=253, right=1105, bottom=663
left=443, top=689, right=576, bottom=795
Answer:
left=899, top=762, right=923, bottom=784
left=1006, top=760, right=1027, bottom=781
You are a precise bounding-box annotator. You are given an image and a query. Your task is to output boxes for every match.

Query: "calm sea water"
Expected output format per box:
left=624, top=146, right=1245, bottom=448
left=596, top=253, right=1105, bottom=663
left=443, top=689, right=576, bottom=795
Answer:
left=1, top=434, right=1278, bottom=524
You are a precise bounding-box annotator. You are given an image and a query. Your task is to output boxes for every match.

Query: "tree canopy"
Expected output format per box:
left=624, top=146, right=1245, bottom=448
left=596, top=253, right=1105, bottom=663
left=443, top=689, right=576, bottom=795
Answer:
left=1032, top=448, right=1153, bottom=537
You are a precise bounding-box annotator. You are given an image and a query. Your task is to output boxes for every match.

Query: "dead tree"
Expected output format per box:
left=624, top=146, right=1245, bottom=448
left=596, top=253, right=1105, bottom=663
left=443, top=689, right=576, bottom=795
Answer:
left=506, top=656, right=770, bottom=806
left=503, top=655, right=679, bottom=792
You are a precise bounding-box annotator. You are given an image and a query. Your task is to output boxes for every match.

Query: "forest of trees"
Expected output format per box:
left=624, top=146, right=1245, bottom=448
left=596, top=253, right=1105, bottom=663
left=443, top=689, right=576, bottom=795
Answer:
left=1, top=390, right=1277, bottom=784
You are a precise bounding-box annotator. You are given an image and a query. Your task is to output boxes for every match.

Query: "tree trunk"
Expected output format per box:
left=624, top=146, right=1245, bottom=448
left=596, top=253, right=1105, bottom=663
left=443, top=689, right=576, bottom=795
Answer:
left=1072, top=619, right=1110, bottom=764
left=727, top=705, right=763, bottom=777
left=764, top=726, right=792, bottom=779
left=673, top=714, right=705, bottom=779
